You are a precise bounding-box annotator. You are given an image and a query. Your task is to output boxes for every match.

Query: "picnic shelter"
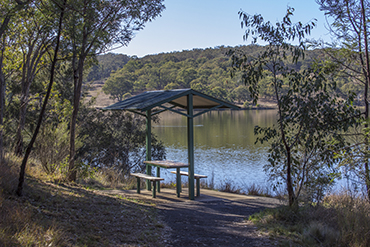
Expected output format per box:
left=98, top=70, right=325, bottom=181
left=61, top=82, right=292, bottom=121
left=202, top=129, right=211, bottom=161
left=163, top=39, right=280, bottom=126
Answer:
left=104, top=88, right=239, bottom=199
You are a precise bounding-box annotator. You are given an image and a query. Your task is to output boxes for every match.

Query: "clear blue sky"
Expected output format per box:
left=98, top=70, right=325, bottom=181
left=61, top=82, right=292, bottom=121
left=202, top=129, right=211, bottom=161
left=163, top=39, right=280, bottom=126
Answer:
left=115, top=0, right=331, bottom=57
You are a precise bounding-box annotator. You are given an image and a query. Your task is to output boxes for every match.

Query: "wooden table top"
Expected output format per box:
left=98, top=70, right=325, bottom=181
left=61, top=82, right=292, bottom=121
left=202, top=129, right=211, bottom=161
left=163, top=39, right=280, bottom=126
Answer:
left=144, top=160, right=189, bottom=168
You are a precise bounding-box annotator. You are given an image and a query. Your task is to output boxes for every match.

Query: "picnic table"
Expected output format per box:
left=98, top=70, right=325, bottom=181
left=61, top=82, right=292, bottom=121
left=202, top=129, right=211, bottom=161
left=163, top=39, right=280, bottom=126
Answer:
left=143, top=160, right=189, bottom=197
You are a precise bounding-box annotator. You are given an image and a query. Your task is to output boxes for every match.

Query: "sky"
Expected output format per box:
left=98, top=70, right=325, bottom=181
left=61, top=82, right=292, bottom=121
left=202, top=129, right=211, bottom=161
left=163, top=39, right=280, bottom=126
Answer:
left=115, top=0, right=331, bottom=57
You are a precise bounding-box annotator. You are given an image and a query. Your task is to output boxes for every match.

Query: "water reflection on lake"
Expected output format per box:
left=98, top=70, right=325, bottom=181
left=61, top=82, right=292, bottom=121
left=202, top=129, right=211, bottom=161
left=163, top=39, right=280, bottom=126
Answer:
left=152, top=109, right=278, bottom=191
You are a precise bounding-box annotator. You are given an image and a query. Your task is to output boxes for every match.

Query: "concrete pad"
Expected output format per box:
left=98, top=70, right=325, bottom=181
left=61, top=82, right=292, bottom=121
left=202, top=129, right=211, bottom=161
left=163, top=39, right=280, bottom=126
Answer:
left=105, top=188, right=285, bottom=208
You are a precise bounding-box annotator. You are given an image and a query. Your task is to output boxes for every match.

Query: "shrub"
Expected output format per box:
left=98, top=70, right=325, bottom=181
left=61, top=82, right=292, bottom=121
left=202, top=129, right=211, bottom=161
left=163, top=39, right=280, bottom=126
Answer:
left=78, top=110, right=166, bottom=175
left=302, top=221, right=339, bottom=246
left=33, top=121, right=82, bottom=175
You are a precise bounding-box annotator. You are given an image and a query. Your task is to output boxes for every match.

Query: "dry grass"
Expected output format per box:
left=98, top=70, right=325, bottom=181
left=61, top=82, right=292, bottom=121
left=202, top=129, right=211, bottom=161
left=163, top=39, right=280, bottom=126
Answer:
left=323, top=193, right=370, bottom=247
left=85, top=80, right=116, bottom=108
left=219, top=181, right=245, bottom=194
left=245, top=183, right=275, bottom=197
left=79, top=167, right=128, bottom=189
left=219, top=182, right=275, bottom=197
left=249, top=192, right=370, bottom=246
left=0, top=154, right=165, bottom=246
left=0, top=154, right=67, bottom=246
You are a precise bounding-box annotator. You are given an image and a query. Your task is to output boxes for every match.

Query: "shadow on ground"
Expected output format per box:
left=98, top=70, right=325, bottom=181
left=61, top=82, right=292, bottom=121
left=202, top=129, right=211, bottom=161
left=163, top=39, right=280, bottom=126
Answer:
left=21, top=178, right=163, bottom=246
left=107, top=188, right=285, bottom=246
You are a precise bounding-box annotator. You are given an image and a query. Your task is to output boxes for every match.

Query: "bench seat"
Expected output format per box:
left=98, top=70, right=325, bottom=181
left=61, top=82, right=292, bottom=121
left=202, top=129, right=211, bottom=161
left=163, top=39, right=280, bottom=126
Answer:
left=130, top=173, right=164, bottom=198
left=170, top=171, right=207, bottom=197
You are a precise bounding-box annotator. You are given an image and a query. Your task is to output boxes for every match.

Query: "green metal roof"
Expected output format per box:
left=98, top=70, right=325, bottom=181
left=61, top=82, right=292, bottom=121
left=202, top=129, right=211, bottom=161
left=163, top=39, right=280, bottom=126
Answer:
left=103, top=88, right=239, bottom=112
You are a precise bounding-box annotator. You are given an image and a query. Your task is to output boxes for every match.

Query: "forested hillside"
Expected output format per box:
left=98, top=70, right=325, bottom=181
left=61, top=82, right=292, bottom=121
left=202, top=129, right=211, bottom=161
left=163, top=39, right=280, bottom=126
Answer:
left=94, top=45, right=363, bottom=105
left=86, top=53, right=131, bottom=82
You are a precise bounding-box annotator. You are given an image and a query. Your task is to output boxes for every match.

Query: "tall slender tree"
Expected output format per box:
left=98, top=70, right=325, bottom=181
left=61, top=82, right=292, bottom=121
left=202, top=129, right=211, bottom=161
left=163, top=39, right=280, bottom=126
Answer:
left=16, top=0, right=67, bottom=196
left=14, top=4, right=54, bottom=155
left=229, top=7, right=359, bottom=206
left=63, top=0, right=165, bottom=181
left=0, top=0, right=32, bottom=160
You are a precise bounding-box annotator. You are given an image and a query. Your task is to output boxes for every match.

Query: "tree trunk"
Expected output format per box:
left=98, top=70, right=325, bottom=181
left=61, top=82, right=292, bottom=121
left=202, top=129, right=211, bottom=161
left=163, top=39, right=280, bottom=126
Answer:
left=67, top=76, right=78, bottom=181
left=15, top=35, right=49, bottom=156
left=360, top=0, right=370, bottom=200
left=286, top=147, right=295, bottom=207
left=14, top=91, right=29, bottom=156
left=68, top=55, right=85, bottom=182
left=272, top=64, right=295, bottom=207
left=68, top=16, right=89, bottom=182
left=1, top=0, right=31, bottom=158
left=16, top=0, right=66, bottom=196
left=15, top=51, right=30, bottom=156
left=0, top=45, right=5, bottom=161
left=364, top=79, right=369, bottom=199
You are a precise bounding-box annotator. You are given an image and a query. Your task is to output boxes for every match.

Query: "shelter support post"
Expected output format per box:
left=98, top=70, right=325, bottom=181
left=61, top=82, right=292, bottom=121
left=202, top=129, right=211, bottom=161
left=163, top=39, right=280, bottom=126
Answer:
left=176, top=167, right=181, bottom=196
left=146, top=109, right=152, bottom=190
left=187, top=94, right=195, bottom=200
left=157, top=167, right=160, bottom=192
left=196, top=178, right=200, bottom=197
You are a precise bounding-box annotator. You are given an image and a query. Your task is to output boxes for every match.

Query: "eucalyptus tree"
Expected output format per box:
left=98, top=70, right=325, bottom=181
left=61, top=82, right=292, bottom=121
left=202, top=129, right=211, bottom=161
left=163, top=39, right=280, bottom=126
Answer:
left=315, top=0, right=370, bottom=199
left=16, top=0, right=68, bottom=196
left=0, top=30, right=11, bottom=162
left=0, top=0, right=32, bottom=160
left=63, top=0, right=165, bottom=181
left=229, top=7, right=359, bottom=206
left=14, top=3, right=55, bottom=155
left=102, top=67, right=135, bottom=101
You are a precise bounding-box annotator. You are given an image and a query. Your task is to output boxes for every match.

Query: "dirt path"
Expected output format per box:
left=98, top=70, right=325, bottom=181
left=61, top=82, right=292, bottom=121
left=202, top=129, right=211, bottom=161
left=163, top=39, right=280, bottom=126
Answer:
left=110, top=188, right=284, bottom=246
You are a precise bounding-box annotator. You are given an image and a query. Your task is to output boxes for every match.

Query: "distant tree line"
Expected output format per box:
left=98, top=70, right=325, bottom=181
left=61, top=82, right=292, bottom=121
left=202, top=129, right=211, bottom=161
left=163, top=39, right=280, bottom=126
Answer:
left=98, top=45, right=363, bottom=105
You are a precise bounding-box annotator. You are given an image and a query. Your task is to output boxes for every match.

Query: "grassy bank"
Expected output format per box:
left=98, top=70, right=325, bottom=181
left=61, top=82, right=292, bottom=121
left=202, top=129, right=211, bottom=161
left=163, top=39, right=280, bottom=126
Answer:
left=0, top=155, right=164, bottom=246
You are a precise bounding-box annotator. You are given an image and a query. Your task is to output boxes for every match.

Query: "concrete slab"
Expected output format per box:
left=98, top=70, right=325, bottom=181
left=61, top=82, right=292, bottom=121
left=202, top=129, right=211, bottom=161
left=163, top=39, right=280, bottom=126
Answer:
left=105, top=188, right=285, bottom=208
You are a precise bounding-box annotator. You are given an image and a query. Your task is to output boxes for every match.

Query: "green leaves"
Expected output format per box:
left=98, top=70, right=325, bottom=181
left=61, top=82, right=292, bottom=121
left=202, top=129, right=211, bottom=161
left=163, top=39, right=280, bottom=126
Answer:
left=103, top=67, right=135, bottom=101
left=231, top=6, right=360, bottom=205
left=239, top=6, right=315, bottom=48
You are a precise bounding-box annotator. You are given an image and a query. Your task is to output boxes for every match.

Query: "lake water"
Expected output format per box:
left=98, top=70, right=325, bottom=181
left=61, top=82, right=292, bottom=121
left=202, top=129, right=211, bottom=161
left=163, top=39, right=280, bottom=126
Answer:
left=152, top=109, right=278, bottom=192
